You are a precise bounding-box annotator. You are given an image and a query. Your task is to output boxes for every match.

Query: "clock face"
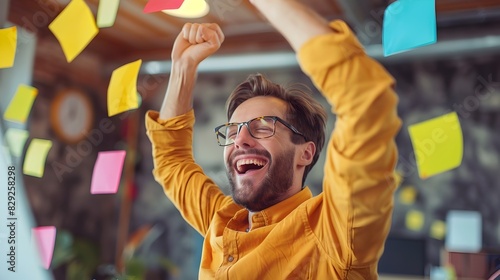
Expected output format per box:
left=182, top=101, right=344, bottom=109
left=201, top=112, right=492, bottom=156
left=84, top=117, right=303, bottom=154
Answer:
left=51, top=89, right=94, bottom=144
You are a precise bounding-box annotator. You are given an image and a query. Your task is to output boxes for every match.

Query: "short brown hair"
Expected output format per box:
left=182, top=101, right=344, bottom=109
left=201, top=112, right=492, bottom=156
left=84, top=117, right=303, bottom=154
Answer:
left=226, top=73, right=327, bottom=186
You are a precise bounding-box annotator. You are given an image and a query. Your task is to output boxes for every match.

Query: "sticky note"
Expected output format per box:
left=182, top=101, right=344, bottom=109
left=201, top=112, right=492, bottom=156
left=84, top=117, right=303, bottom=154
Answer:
left=383, top=0, right=437, bottom=56
left=445, top=210, right=482, bottom=253
left=144, top=0, right=184, bottom=13
left=48, top=0, right=99, bottom=62
left=5, top=128, right=29, bottom=157
left=3, top=84, right=38, bottom=124
left=91, top=150, right=126, bottom=194
left=0, top=26, right=17, bottom=68
left=430, top=220, right=446, bottom=240
left=107, top=60, right=141, bottom=117
left=97, top=0, right=120, bottom=28
left=408, top=112, right=463, bottom=179
left=23, top=139, right=53, bottom=178
left=399, top=186, right=417, bottom=205
left=406, top=209, right=424, bottom=231
left=32, top=226, right=56, bottom=269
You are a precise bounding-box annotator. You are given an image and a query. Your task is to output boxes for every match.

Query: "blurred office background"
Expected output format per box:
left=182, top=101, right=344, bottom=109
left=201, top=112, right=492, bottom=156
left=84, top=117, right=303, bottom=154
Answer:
left=1, top=0, right=500, bottom=279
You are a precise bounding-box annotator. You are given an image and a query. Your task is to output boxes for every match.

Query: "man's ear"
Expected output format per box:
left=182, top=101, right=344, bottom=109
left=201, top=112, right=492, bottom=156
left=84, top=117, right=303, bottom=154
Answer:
left=298, top=141, right=316, bottom=166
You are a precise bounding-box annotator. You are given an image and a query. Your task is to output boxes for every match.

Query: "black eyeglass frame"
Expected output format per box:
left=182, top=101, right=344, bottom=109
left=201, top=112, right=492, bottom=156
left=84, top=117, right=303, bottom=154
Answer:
left=214, top=116, right=307, bottom=146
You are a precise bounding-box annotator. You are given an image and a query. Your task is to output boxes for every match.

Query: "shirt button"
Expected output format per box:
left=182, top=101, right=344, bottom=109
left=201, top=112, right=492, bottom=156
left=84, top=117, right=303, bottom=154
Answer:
left=228, top=255, right=234, bottom=262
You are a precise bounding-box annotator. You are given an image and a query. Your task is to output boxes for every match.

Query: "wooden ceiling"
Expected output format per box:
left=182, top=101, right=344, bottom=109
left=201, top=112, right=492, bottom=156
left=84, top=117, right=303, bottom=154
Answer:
left=6, top=0, right=500, bottom=86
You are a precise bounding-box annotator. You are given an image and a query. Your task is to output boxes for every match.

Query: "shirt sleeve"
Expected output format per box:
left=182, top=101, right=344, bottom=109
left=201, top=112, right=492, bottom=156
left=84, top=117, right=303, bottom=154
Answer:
left=297, top=20, right=402, bottom=271
left=145, top=109, right=232, bottom=235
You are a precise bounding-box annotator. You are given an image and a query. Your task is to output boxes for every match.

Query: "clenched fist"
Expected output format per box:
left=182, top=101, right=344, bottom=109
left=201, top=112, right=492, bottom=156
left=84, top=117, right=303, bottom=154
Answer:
left=171, top=23, right=224, bottom=66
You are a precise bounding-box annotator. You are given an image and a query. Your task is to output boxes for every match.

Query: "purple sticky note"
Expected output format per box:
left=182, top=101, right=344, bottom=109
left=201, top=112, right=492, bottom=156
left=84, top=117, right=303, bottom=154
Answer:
left=90, top=150, right=126, bottom=194
left=143, top=0, right=185, bottom=13
left=32, top=226, right=56, bottom=269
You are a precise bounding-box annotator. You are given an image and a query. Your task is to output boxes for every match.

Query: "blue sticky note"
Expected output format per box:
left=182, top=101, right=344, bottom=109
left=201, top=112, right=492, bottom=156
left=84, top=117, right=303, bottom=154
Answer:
left=383, top=0, right=437, bottom=56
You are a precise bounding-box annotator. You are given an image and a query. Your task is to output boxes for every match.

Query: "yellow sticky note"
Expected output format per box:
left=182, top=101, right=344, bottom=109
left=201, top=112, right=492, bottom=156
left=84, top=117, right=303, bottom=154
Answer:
left=3, top=85, right=38, bottom=123
left=23, top=139, right=53, bottom=178
left=107, top=59, right=142, bottom=117
left=5, top=128, right=29, bottom=157
left=406, top=209, right=424, bottom=231
left=0, top=26, right=17, bottom=68
left=48, top=0, right=99, bottom=62
left=408, top=112, right=463, bottom=179
left=97, top=0, right=120, bottom=28
left=430, top=220, right=446, bottom=240
left=399, top=186, right=417, bottom=205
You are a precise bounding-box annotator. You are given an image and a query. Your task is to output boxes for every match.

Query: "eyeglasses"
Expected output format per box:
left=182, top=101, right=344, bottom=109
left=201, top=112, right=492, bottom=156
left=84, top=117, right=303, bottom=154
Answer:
left=214, top=116, right=307, bottom=146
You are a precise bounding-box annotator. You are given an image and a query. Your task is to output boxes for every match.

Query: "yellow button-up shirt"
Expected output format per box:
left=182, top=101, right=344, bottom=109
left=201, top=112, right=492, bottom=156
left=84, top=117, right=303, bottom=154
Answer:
left=146, top=20, right=401, bottom=279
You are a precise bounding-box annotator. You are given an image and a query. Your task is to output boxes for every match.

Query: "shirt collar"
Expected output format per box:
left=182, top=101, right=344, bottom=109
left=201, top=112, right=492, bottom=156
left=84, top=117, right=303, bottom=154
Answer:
left=250, top=187, right=313, bottom=227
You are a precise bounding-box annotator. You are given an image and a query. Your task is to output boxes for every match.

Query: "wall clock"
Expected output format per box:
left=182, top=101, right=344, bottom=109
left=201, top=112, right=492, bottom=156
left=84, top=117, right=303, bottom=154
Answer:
left=50, top=88, right=94, bottom=144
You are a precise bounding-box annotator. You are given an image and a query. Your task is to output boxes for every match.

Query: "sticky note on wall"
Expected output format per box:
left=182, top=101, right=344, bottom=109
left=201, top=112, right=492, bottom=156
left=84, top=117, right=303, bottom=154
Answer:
left=445, top=210, right=482, bottom=253
left=3, top=85, right=38, bottom=124
left=32, top=226, right=57, bottom=269
left=408, top=112, right=463, bottom=179
left=23, top=139, right=53, bottom=178
left=48, top=0, right=99, bottom=62
left=383, top=0, right=437, bottom=56
left=107, top=60, right=141, bottom=116
left=0, top=26, right=17, bottom=68
left=90, top=150, right=126, bottom=194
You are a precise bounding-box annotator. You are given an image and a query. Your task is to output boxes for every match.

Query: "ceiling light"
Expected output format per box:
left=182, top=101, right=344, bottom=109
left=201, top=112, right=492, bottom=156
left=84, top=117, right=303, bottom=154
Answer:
left=162, top=0, right=209, bottom=18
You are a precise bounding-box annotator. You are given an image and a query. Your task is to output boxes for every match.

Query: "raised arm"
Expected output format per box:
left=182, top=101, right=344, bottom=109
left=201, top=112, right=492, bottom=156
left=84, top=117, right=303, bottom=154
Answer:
left=250, top=0, right=332, bottom=51
left=159, top=23, right=224, bottom=119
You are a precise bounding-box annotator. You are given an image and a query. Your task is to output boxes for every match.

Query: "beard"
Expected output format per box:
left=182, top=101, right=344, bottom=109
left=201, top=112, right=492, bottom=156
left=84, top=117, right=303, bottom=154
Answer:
left=226, top=147, right=295, bottom=212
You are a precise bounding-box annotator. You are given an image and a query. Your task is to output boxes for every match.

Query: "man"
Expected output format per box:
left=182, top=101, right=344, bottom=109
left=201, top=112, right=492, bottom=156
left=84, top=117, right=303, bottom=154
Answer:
left=146, top=0, right=401, bottom=278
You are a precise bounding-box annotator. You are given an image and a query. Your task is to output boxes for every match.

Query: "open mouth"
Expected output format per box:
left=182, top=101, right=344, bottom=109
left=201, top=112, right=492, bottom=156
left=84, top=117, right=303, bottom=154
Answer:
left=235, top=158, right=267, bottom=175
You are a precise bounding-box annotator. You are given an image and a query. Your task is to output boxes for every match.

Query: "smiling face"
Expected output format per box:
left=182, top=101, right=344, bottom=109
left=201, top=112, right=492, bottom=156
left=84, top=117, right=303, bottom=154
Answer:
left=224, top=96, right=306, bottom=212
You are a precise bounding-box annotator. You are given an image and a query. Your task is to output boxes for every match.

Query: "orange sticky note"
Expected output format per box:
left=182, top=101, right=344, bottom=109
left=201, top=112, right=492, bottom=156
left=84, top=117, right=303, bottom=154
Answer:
left=48, top=0, right=99, bottom=62
left=23, top=139, right=53, bottom=178
left=97, top=0, right=120, bottom=28
left=0, top=26, right=17, bottom=68
left=3, top=84, right=38, bottom=124
left=408, top=112, right=463, bottom=179
left=32, top=226, right=56, bottom=269
left=90, top=150, right=126, bottom=194
left=107, top=60, right=141, bottom=116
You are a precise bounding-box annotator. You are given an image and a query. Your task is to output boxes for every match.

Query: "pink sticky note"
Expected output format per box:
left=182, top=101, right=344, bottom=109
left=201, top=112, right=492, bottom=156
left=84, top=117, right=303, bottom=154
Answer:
left=91, top=150, right=126, bottom=194
left=32, top=226, right=56, bottom=269
left=144, top=0, right=184, bottom=13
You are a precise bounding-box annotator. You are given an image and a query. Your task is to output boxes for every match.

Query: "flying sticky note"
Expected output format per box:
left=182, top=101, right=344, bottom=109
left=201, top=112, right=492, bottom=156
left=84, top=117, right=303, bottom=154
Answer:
left=406, top=209, right=424, bottom=231
left=0, top=26, right=17, bottom=68
left=144, top=0, right=184, bottom=13
left=48, top=0, right=99, bottom=62
left=445, top=210, right=482, bottom=253
left=107, top=59, right=141, bottom=117
left=399, top=186, right=417, bottom=205
left=91, top=150, right=126, bottom=194
left=408, top=112, right=463, bottom=179
left=4, top=84, right=38, bottom=124
left=5, top=128, right=29, bottom=157
left=97, top=0, right=120, bottom=28
left=23, top=139, right=53, bottom=178
left=32, top=226, right=57, bottom=269
left=430, top=220, right=446, bottom=240
left=382, top=0, right=437, bottom=56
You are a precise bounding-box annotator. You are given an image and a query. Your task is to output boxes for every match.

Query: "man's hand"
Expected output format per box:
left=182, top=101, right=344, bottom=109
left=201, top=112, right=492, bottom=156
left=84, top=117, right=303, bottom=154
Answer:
left=171, top=23, right=225, bottom=66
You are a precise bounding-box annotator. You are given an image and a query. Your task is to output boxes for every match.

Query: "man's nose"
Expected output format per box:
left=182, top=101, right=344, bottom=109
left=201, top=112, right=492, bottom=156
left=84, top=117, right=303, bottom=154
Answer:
left=233, top=125, right=255, bottom=148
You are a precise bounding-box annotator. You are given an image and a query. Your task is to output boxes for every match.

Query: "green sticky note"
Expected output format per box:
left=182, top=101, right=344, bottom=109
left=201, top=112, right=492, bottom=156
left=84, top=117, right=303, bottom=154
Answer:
left=408, top=112, right=463, bottom=179
left=107, top=59, right=142, bottom=116
left=97, top=0, right=120, bottom=28
left=0, top=26, right=17, bottom=68
left=23, top=139, right=53, bottom=178
left=5, top=128, right=29, bottom=157
left=48, top=0, right=99, bottom=62
left=3, top=84, right=38, bottom=124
